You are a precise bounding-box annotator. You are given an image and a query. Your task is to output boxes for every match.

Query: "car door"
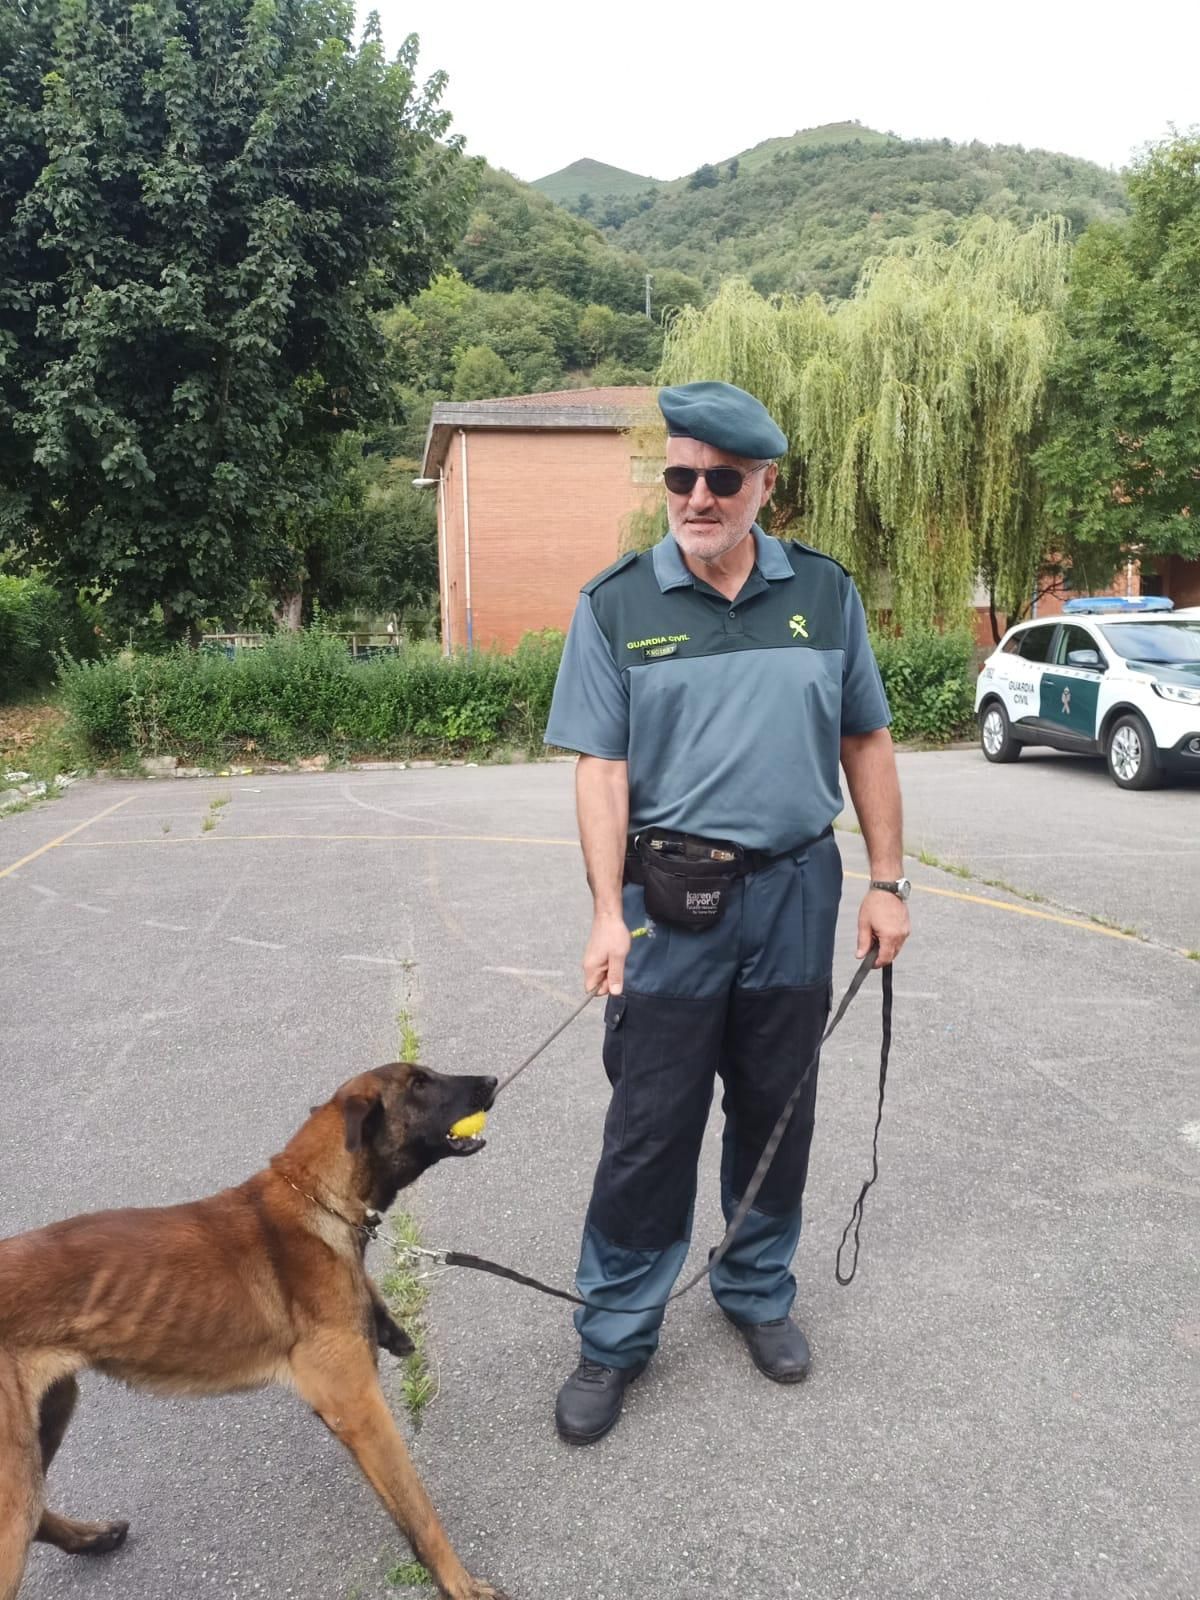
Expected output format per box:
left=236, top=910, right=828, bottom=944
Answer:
left=1006, top=622, right=1059, bottom=733
left=1040, top=622, right=1104, bottom=747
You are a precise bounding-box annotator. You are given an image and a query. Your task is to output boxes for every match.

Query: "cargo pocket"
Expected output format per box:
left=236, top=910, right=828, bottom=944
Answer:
left=600, top=993, right=628, bottom=1144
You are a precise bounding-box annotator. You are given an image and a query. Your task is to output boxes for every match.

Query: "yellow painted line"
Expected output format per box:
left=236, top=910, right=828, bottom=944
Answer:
left=845, top=869, right=1137, bottom=941
left=0, top=794, right=139, bottom=882
left=61, top=831, right=579, bottom=849
left=44, top=828, right=1136, bottom=943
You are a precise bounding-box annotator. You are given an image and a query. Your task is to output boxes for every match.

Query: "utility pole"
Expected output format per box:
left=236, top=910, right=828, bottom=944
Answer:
left=644, top=272, right=653, bottom=321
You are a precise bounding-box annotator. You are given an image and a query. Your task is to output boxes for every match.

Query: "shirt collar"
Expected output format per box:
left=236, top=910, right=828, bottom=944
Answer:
left=652, top=524, right=793, bottom=593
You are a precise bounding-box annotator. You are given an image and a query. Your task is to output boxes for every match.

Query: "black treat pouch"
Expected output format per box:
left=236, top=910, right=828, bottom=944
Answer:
left=629, top=828, right=745, bottom=931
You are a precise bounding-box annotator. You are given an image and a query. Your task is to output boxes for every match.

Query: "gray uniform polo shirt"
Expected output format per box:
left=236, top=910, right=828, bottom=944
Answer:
left=545, top=526, right=891, bottom=855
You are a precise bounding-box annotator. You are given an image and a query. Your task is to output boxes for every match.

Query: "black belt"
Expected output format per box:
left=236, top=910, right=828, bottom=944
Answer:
left=624, top=824, right=833, bottom=884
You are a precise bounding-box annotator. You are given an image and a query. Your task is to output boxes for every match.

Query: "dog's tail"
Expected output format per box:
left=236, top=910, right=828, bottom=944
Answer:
left=0, top=1351, right=41, bottom=1600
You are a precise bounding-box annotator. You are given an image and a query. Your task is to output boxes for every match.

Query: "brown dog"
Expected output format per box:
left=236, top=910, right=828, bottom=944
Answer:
left=0, top=1062, right=510, bottom=1600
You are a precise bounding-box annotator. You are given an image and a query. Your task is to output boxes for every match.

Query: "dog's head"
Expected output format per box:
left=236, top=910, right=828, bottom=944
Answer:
left=329, top=1063, right=497, bottom=1211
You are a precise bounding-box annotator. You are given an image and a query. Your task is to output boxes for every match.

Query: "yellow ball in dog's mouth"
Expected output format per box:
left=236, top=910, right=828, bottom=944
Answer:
left=448, top=1111, right=487, bottom=1140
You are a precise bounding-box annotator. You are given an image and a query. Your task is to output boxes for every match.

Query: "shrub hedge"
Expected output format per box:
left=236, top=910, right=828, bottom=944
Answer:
left=870, top=628, right=977, bottom=744
left=55, top=624, right=975, bottom=763
left=58, top=629, right=567, bottom=761
left=0, top=576, right=99, bottom=699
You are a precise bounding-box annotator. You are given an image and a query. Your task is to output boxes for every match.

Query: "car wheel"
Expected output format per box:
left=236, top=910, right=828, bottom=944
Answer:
left=1105, top=714, right=1165, bottom=790
left=979, top=699, right=1021, bottom=763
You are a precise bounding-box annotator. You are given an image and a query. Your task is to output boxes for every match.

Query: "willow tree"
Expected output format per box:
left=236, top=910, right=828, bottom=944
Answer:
left=659, top=218, right=1071, bottom=630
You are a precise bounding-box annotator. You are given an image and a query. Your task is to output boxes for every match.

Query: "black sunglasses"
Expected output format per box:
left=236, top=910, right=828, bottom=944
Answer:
left=662, top=464, right=767, bottom=498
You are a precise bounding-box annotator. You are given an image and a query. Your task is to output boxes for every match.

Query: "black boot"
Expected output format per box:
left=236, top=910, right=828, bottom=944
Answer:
left=555, top=1356, right=647, bottom=1444
left=724, top=1312, right=811, bottom=1383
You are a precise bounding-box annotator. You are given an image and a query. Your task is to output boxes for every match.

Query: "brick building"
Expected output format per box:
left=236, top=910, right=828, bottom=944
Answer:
left=420, top=388, right=659, bottom=653
left=419, top=386, right=1200, bottom=653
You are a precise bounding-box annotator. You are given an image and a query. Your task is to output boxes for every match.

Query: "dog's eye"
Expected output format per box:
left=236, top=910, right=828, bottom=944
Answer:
left=408, top=1070, right=430, bottom=1090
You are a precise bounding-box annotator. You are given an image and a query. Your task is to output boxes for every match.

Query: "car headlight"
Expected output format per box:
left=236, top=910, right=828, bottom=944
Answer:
left=1152, top=680, right=1200, bottom=706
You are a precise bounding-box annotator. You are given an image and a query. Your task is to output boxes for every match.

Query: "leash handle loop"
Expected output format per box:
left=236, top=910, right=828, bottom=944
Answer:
left=834, top=960, right=893, bottom=1286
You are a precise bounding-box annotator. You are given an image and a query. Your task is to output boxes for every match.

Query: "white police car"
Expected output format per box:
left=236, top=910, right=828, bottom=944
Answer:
left=974, top=597, right=1200, bottom=789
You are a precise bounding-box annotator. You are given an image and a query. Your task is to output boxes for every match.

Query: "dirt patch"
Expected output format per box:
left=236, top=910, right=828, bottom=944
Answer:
left=0, top=700, right=66, bottom=762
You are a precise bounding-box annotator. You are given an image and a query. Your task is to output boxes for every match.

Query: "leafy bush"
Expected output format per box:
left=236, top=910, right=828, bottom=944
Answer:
left=870, top=628, right=976, bottom=743
left=58, top=630, right=568, bottom=762
left=0, top=576, right=100, bottom=699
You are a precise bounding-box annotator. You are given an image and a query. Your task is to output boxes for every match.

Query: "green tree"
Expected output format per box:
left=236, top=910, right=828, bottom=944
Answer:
left=660, top=218, right=1071, bottom=630
left=1036, top=133, right=1200, bottom=581
left=451, top=343, right=517, bottom=400
left=578, top=303, right=620, bottom=362
left=0, top=1, right=474, bottom=638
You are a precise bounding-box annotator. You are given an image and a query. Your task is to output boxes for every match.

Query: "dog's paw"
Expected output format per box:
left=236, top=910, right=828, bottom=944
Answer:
left=461, top=1582, right=510, bottom=1600
left=373, top=1306, right=415, bottom=1359
left=76, top=1519, right=130, bottom=1556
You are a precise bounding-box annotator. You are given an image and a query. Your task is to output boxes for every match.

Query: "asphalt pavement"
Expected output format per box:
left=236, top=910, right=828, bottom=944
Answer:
left=1, top=752, right=1197, bottom=1600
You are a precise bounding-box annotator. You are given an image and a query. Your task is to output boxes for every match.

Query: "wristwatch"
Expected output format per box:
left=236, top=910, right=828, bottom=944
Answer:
left=869, top=877, right=911, bottom=901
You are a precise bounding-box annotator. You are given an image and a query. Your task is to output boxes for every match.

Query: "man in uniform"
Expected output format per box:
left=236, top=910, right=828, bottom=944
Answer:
left=544, top=380, right=909, bottom=1445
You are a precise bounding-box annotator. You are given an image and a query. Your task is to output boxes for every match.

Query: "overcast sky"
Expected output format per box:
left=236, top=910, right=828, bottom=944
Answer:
left=367, top=0, right=1197, bottom=182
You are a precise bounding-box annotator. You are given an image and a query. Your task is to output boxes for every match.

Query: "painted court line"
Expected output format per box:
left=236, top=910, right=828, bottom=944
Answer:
left=843, top=869, right=1139, bottom=942
left=0, top=794, right=138, bottom=882
left=485, top=966, right=566, bottom=978
left=62, top=831, right=577, bottom=849
left=38, top=821, right=1145, bottom=946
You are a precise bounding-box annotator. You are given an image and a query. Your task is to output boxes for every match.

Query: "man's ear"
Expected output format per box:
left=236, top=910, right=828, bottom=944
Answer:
left=341, top=1091, right=383, bottom=1153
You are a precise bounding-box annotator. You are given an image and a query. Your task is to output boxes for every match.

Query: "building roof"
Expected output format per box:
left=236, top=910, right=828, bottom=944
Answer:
left=421, top=386, right=659, bottom=476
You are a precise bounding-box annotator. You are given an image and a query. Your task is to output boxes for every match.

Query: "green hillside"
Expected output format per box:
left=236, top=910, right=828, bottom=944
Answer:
left=532, top=157, right=660, bottom=209
left=597, top=129, right=1131, bottom=298
left=662, top=120, right=892, bottom=190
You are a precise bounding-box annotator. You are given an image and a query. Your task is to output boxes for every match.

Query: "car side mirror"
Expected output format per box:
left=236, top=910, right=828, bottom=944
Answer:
left=1066, top=649, right=1103, bottom=670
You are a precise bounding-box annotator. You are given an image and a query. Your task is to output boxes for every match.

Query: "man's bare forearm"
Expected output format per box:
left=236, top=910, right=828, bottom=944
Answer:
left=575, top=755, right=629, bottom=917
left=840, top=728, right=903, bottom=876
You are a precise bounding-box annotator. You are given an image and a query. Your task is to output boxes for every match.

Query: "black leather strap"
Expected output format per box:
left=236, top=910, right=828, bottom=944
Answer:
left=442, top=945, right=892, bottom=1310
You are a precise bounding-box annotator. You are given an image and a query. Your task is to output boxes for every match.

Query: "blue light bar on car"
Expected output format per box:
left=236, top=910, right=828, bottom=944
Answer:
left=1062, top=596, right=1175, bottom=614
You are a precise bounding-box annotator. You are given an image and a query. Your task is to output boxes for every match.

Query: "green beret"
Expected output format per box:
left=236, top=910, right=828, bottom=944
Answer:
left=658, top=380, right=787, bottom=459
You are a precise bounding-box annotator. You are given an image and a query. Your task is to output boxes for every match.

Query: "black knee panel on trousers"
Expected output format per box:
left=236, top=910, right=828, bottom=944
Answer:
left=588, top=989, right=724, bottom=1251
left=718, top=980, right=831, bottom=1214
left=586, top=980, right=831, bottom=1250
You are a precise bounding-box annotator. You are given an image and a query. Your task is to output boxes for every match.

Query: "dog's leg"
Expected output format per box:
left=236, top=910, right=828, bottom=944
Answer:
left=0, top=1357, right=41, bottom=1600
left=33, top=1377, right=129, bottom=1557
left=369, top=1281, right=415, bottom=1359
left=290, top=1338, right=509, bottom=1600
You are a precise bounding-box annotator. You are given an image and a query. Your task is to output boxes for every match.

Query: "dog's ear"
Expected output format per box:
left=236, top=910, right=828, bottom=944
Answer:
left=341, top=1090, right=383, bottom=1153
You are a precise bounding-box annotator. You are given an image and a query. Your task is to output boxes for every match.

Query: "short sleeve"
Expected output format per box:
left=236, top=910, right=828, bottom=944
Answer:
left=544, top=593, right=630, bottom=757
left=840, top=580, right=892, bottom=735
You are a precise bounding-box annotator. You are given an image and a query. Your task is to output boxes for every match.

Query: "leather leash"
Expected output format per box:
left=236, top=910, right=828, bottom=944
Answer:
left=424, top=946, right=892, bottom=1310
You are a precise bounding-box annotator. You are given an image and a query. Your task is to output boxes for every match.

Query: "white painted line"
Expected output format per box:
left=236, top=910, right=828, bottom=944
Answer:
left=73, top=902, right=111, bottom=915
left=228, top=935, right=286, bottom=951
left=29, top=883, right=61, bottom=899
left=1180, top=1122, right=1200, bottom=1151
left=340, top=953, right=406, bottom=967
left=145, top=919, right=189, bottom=932
left=484, top=966, right=566, bottom=978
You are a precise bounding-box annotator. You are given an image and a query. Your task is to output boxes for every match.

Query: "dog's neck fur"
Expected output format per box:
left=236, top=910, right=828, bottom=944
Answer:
left=270, top=1106, right=371, bottom=1230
